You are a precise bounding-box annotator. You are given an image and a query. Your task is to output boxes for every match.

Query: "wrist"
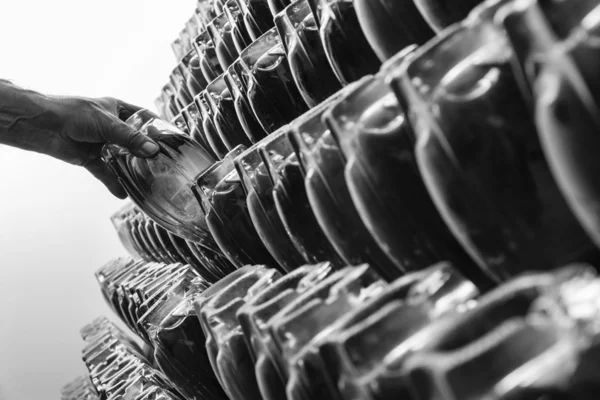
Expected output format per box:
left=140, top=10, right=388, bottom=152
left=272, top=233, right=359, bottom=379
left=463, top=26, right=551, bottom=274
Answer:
left=0, top=82, right=64, bottom=151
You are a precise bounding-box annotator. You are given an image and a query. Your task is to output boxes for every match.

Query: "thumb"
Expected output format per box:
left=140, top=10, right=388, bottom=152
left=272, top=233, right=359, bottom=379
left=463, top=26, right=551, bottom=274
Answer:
left=104, top=117, right=160, bottom=158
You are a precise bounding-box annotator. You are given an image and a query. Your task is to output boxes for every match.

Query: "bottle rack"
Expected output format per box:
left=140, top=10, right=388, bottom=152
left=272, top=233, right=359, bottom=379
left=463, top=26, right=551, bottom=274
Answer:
left=62, top=0, right=600, bottom=399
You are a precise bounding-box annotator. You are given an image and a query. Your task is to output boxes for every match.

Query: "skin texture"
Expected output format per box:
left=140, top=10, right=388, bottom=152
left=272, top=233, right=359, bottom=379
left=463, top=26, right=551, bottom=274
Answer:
left=0, top=79, right=159, bottom=198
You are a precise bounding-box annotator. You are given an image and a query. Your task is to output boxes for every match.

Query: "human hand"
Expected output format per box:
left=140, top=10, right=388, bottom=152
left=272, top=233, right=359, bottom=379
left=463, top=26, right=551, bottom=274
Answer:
left=0, top=80, right=161, bottom=198
left=41, top=96, right=160, bottom=199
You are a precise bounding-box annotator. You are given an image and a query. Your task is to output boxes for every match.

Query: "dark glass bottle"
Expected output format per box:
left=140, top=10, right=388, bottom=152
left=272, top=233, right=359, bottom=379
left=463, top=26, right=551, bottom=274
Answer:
left=316, top=0, right=381, bottom=85
left=225, top=0, right=254, bottom=53
left=240, top=28, right=309, bottom=133
left=182, top=102, right=220, bottom=160
left=413, top=0, right=483, bottom=32
left=327, top=67, right=494, bottom=289
left=236, top=0, right=275, bottom=40
left=275, top=0, right=343, bottom=107
left=354, top=0, right=434, bottom=61
left=192, top=146, right=279, bottom=268
left=170, top=67, right=194, bottom=110
left=501, top=0, right=600, bottom=254
left=268, top=0, right=292, bottom=17
left=207, top=13, right=240, bottom=71
left=235, top=135, right=308, bottom=272
left=260, top=130, right=345, bottom=267
left=290, top=85, right=405, bottom=282
left=170, top=112, right=189, bottom=136
left=193, top=30, right=224, bottom=83
left=197, top=91, right=229, bottom=159
left=162, top=83, right=180, bottom=120
left=181, top=51, right=209, bottom=96
left=214, top=0, right=227, bottom=14
left=205, top=74, right=254, bottom=150
left=389, top=19, right=600, bottom=282
left=198, top=267, right=280, bottom=400
left=225, top=59, right=269, bottom=143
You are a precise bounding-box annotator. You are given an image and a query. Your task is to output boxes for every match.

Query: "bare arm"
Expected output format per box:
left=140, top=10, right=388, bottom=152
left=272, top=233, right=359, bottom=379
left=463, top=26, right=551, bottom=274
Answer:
left=0, top=79, right=159, bottom=198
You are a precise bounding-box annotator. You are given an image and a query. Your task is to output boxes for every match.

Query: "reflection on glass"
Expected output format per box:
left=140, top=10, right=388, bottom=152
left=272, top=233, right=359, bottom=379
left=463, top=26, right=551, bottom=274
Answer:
left=316, top=0, right=381, bottom=85
left=225, top=0, right=255, bottom=53
left=235, top=133, right=308, bottom=272
left=206, top=74, right=254, bottom=150
left=193, top=30, right=225, bottom=83
left=197, top=91, right=230, bottom=159
left=275, top=0, right=343, bottom=107
left=102, top=109, right=215, bottom=243
left=354, top=0, right=434, bottom=61
left=240, top=28, right=309, bottom=133
left=207, top=13, right=240, bottom=71
left=290, top=86, right=404, bottom=281
left=225, top=59, right=268, bottom=143
left=260, top=129, right=345, bottom=267
left=390, top=18, right=599, bottom=282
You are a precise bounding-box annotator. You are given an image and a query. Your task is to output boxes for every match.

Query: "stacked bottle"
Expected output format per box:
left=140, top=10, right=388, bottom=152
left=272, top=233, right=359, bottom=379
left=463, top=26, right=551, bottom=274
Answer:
left=63, top=0, right=600, bottom=398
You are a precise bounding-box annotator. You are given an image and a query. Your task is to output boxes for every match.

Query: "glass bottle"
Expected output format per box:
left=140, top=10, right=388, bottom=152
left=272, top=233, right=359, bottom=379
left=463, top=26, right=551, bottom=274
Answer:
left=193, top=30, right=224, bottom=84
left=236, top=0, right=275, bottom=40
left=155, top=94, right=170, bottom=122
left=315, top=0, right=381, bottom=85
left=260, top=128, right=345, bottom=267
left=399, top=266, right=598, bottom=400
left=111, top=202, right=144, bottom=259
left=102, top=109, right=217, bottom=245
left=275, top=0, right=343, bottom=107
left=225, top=59, right=269, bottom=143
left=181, top=102, right=220, bottom=160
left=413, top=0, right=484, bottom=32
left=389, top=15, right=600, bottom=282
left=181, top=50, right=209, bottom=96
left=171, top=37, right=186, bottom=63
left=197, top=0, right=219, bottom=28
left=240, top=28, right=309, bottom=133
left=196, top=91, right=230, bottom=158
left=193, top=146, right=279, bottom=268
left=206, top=73, right=254, bottom=150
left=162, top=83, right=180, bottom=120
left=170, top=67, right=194, bottom=110
left=326, top=66, right=493, bottom=290
left=225, top=0, right=255, bottom=53
left=214, top=0, right=227, bottom=14
left=198, top=267, right=281, bottom=400
left=268, top=0, right=292, bottom=17
left=500, top=0, right=600, bottom=255
left=354, top=0, right=434, bottom=61
left=235, top=132, right=309, bottom=271
left=170, top=112, right=189, bottom=136
left=207, top=13, right=240, bottom=71
left=290, top=84, right=405, bottom=282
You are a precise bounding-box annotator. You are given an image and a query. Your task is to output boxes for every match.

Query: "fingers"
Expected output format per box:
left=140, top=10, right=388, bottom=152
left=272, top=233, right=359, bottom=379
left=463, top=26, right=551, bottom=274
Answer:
left=84, top=158, right=129, bottom=199
left=95, top=97, right=160, bottom=159
left=116, top=100, right=144, bottom=121
left=97, top=97, right=143, bottom=121
left=103, top=118, right=160, bottom=158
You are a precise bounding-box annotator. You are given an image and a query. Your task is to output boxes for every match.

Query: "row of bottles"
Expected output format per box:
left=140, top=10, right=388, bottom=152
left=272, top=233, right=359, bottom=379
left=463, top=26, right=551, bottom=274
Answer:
left=64, top=0, right=600, bottom=398
left=120, top=0, right=600, bottom=287
left=65, top=259, right=600, bottom=399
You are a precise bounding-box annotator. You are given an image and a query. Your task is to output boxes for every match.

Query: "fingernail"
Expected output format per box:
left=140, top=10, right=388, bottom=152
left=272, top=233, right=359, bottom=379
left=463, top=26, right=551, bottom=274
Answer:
left=140, top=141, right=160, bottom=157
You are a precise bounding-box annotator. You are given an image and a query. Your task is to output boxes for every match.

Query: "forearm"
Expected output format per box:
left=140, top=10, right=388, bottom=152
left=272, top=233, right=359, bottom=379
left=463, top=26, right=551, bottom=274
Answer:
left=0, top=79, right=63, bottom=152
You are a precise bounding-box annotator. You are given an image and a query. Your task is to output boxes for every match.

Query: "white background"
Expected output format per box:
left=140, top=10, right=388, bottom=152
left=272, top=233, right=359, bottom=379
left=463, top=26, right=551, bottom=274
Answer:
left=0, top=1, right=194, bottom=398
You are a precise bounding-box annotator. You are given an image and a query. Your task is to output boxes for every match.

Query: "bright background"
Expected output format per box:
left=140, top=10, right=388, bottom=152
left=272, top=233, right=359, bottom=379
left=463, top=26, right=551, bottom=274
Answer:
left=0, top=1, right=194, bottom=398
